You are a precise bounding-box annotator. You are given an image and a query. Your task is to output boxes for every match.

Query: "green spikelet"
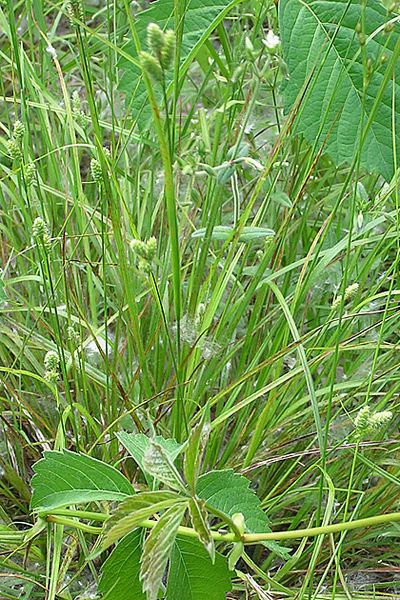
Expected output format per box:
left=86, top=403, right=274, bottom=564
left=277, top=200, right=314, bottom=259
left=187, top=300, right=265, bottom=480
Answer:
left=140, top=51, right=163, bottom=83
left=147, top=23, right=165, bottom=60
left=160, top=30, right=176, bottom=69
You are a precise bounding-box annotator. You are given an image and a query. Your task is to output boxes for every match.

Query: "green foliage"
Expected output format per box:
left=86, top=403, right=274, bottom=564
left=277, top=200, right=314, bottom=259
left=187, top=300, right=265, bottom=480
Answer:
left=197, top=469, right=271, bottom=532
left=197, top=470, right=289, bottom=558
left=188, top=496, right=215, bottom=561
left=103, top=491, right=184, bottom=549
left=166, top=537, right=233, bottom=600
left=98, top=530, right=146, bottom=600
left=279, top=0, right=400, bottom=180
left=117, top=432, right=184, bottom=472
left=143, top=440, right=186, bottom=491
left=191, top=225, right=275, bottom=242
left=30, top=450, right=134, bottom=511
left=2, top=0, right=400, bottom=597
left=99, top=532, right=232, bottom=600
left=119, top=0, right=241, bottom=121
left=184, top=420, right=209, bottom=492
left=0, top=276, right=6, bottom=307
left=140, top=503, right=188, bottom=600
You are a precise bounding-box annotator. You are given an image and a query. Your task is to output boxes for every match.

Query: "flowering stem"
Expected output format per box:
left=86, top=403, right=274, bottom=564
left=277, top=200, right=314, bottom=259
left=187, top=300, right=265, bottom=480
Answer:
left=123, top=0, right=186, bottom=440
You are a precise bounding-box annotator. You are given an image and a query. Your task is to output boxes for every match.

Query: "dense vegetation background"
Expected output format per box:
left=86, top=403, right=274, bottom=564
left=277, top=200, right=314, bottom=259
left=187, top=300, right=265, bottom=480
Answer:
left=0, top=0, right=399, bottom=598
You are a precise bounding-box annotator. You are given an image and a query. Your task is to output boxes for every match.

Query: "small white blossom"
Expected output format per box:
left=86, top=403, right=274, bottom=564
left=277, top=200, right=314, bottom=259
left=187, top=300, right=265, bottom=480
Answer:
left=263, top=30, right=280, bottom=51
left=46, top=44, right=57, bottom=59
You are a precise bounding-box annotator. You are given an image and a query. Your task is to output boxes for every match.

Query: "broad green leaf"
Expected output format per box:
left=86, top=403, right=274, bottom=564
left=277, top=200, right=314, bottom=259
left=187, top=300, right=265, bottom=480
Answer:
left=31, top=450, right=134, bottom=511
left=188, top=497, right=215, bottom=562
left=197, top=469, right=270, bottom=532
left=119, top=0, right=242, bottom=122
left=192, top=226, right=275, bottom=242
left=279, top=0, right=400, bottom=181
left=184, top=421, right=209, bottom=492
left=99, top=529, right=145, bottom=600
left=140, top=503, right=187, bottom=600
left=197, top=470, right=289, bottom=558
left=117, top=431, right=183, bottom=472
left=143, top=440, right=186, bottom=492
left=103, top=491, right=184, bottom=549
left=166, top=536, right=232, bottom=600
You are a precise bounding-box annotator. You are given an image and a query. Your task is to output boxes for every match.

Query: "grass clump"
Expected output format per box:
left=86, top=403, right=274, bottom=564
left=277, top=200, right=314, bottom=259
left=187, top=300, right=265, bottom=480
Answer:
left=0, top=0, right=399, bottom=598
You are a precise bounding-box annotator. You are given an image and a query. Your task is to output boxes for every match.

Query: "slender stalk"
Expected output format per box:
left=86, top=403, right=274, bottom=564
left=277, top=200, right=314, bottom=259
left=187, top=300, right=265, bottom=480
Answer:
left=45, top=511, right=400, bottom=544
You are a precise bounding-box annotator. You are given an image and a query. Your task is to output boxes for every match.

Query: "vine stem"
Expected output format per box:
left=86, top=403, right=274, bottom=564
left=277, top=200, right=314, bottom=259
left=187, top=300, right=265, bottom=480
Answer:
left=44, top=511, right=400, bottom=545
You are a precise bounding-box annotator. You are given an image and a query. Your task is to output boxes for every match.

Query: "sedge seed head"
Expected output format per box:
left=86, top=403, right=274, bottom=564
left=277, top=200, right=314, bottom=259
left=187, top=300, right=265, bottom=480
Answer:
left=147, top=23, right=165, bottom=59
left=140, top=51, right=163, bottom=83
left=13, top=120, right=25, bottom=142
left=90, top=158, right=102, bottom=182
left=7, top=138, right=22, bottom=162
left=25, top=162, right=36, bottom=186
left=44, top=350, right=59, bottom=372
left=160, top=30, right=176, bottom=69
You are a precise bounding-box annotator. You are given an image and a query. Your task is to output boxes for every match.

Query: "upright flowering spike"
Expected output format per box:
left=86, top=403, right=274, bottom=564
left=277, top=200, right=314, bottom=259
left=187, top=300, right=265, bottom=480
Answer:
left=140, top=51, right=163, bottom=83
left=44, top=350, right=60, bottom=383
left=354, top=405, right=393, bottom=440
left=67, top=0, right=84, bottom=23
left=7, top=138, right=22, bottom=163
left=44, top=350, right=59, bottom=372
left=25, top=162, right=36, bottom=186
left=33, top=217, right=52, bottom=250
left=13, top=120, right=25, bottom=142
left=147, top=23, right=165, bottom=60
left=160, top=30, right=176, bottom=69
left=90, top=158, right=102, bottom=182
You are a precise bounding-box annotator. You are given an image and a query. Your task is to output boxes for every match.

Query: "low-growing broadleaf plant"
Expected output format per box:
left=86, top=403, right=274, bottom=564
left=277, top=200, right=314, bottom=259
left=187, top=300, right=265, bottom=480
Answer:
left=31, top=417, right=287, bottom=600
left=29, top=413, right=400, bottom=599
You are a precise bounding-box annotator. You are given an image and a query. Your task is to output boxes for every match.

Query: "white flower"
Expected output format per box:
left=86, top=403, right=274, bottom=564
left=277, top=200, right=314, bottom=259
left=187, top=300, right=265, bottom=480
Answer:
left=46, top=44, right=57, bottom=59
left=263, top=30, right=280, bottom=51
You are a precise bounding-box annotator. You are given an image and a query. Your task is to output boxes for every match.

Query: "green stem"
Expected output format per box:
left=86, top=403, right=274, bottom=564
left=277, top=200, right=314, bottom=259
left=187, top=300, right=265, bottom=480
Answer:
left=123, top=0, right=185, bottom=439
left=45, top=511, right=400, bottom=544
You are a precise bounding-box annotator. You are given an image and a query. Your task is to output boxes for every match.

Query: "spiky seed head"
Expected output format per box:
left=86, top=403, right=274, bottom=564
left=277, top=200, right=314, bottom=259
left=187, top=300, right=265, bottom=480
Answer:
left=32, top=217, right=51, bottom=250
left=344, top=283, right=359, bottom=301
left=72, top=90, right=81, bottom=112
left=147, top=23, right=165, bottom=59
left=32, top=217, right=48, bottom=238
left=66, top=0, right=84, bottom=23
left=44, top=350, right=60, bottom=372
left=90, top=158, right=102, bottom=182
left=354, top=405, right=393, bottom=440
left=369, top=410, right=393, bottom=431
left=130, top=239, right=148, bottom=259
left=354, top=406, right=370, bottom=435
left=160, top=30, right=176, bottom=69
left=25, top=162, right=36, bottom=186
left=7, top=138, right=22, bottom=162
left=145, top=237, right=157, bottom=261
left=140, top=51, right=163, bottom=82
left=13, top=120, right=25, bottom=142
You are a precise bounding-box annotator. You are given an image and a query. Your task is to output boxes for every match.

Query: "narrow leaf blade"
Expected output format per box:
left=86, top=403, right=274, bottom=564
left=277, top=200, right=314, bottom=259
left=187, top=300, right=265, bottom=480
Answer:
left=140, top=503, right=187, bottom=600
